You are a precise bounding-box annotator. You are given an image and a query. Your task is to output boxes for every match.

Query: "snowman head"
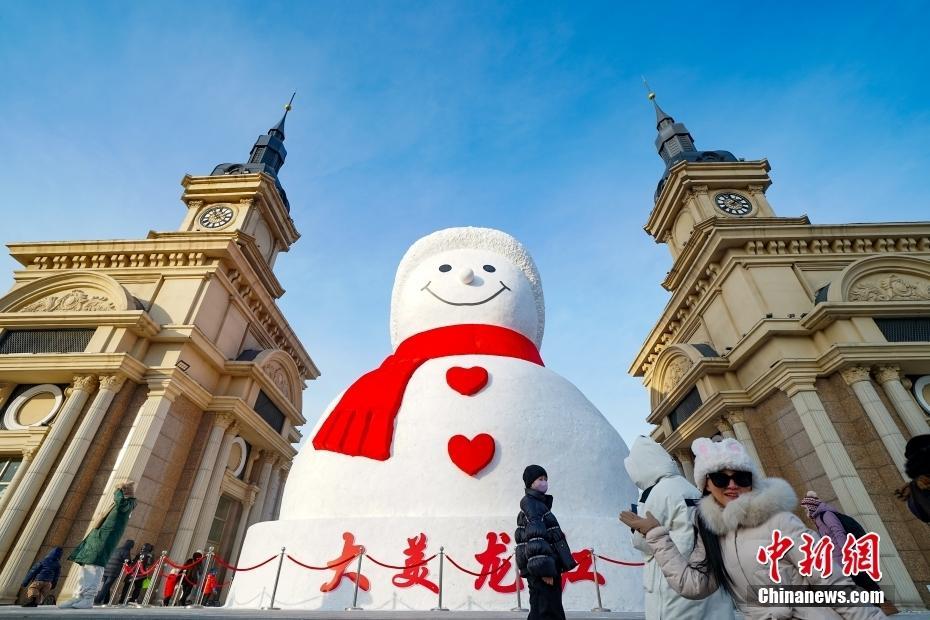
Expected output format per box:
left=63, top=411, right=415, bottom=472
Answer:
left=390, top=227, right=545, bottom=350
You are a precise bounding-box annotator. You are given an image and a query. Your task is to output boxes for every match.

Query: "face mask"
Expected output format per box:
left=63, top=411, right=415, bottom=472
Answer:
left=532, top=479, right=549, bottom=493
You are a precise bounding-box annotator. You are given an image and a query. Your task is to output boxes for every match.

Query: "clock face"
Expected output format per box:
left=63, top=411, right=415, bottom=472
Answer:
left=714, top=192, right=752, bottom=216
left=199, top=205, right=235, bottom=229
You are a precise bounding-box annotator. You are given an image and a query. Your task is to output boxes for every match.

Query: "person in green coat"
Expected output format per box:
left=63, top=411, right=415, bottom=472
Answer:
left=59, top=481, right=136, bottom=609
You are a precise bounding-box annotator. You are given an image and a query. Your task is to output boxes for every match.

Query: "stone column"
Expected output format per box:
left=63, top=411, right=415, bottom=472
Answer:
left=714, top=418, right=736, bottom=439
left=169, top=414, right=234, bottom=561
left=0, top=383, right=14, bottom=410
left=0, top=375, right=97, bottom=564
left=189, top=424, right=239, bottom=555
left=0, top=375, right=126, bottom=599
left=228, top=486, right=258, bottom=567
left=59, top=383, right=177, bottom=598
left=271, top=463, right=290, bottom=520
left=785, top=380, right=923, bottom=607
left=261, top=463, right=283, bottom=523
left=0, top=446, right=38, bottom=516
left=841, top=366, right=908, bottom=477
left=725, top=411, right=766, bottom=476
left=247, top=453, right=274, bottom=528
left=875, top=365, right=930, bottom=438
left=675, top=450, right=695, bottom=485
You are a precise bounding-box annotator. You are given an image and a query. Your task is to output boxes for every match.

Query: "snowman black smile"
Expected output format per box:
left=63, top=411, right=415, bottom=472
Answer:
left=421, top=281, right=511, bottom=306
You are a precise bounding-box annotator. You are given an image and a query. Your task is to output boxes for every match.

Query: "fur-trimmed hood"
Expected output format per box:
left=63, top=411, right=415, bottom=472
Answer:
left=698, top=477, right=797, bottom=535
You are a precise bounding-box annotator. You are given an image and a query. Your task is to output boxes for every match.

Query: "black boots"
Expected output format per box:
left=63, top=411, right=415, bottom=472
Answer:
left=21, top=596, right=38, bottom=607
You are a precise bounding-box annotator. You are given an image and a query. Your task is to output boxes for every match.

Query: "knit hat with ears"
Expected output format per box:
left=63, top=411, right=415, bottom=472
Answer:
left=800, top=490, right=822, bottom=516
left=691, top=437, right=761, bottom=493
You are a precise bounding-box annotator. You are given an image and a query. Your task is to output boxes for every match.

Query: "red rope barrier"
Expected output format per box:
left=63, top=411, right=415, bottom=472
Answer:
left=595, top=554, right=644, bottom=567
left=165, top=555, right=205, bottom=570
left=445, top=554, right=513, bottom=578
left=214, top=555, right=277, bottom=572
left=365, top=553, right=437, bottom=571
left=286, top=554, right=354, bottom=571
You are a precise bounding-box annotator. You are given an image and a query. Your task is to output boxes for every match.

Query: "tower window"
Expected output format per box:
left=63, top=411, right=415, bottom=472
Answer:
left=668, top=387, right=703, bottom=431
left=253, top=390, right=285, bottom=433
left=874, top=318, right=930, bottom=342
left=0, top=457, right=22, bottom=499
left=0, top=329, right=94, bottom=354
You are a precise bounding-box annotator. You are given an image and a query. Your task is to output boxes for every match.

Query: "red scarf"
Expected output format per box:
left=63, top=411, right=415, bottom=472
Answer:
left=312, top=324, right=544, bottom=460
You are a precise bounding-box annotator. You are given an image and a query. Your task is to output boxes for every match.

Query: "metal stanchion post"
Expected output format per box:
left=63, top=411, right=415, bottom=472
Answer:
left=430, top=546, right=449, bottom=611
left=345, top=547, right=366, bottom=611
left=262, top=547, right=286, bottom=610
left=169, top=571, right=186, bottom=607
left=589, top=548, right=610, bottom=612
left=140, top=550, right=167, bottom=608
left=188, top=546, right=215, bottom=608
left=122, top=559, right=143, bottom=605
left=104, top=559, right=130, bottom=607
left=510, top=560, right=527, bottom=612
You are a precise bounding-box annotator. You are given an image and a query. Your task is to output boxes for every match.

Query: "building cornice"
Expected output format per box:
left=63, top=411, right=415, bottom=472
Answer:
left=630, top=221, right=930, bottom=377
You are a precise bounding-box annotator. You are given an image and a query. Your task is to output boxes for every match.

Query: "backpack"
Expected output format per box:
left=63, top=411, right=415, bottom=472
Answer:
left=835, top=511, right=867, bottom=540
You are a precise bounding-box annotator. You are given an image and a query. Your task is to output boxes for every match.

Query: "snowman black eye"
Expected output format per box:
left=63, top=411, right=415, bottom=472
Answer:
left=483, top=265, right=496, bottom=273
left=438, top=264, right=452, bottom=272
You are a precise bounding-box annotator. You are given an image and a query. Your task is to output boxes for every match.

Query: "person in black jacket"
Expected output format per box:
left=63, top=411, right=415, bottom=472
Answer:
left=515, top=465, right=577, bottom=620
left=897, top=434, right=930, bottom=522
left=178, top=551, right=203, bottom=605
left=94, top=539, right=134, bottom=605
left=21, top=547, right=62, bottom=607
left=119, top=542, right=154, bottom=604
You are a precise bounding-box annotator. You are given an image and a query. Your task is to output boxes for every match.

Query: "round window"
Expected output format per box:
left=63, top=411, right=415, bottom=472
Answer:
left=3, top=385, right=64, bottom=430
left=226, top=437, right=248, bottom=478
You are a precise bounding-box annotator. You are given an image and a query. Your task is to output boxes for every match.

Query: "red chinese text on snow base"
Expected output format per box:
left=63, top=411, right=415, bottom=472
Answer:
left=320, top=532, right=370, bottom=593
left=473, top=532, right=521, bottom=593
left=447, top=433, right=495, bottom=476
left=561, top=550, right=605, bottom=590
left=312, top=324, right=543, bottom=461
left=391, top=533, right=439, bottom=593
left=757, top=530, right=882, bottom=583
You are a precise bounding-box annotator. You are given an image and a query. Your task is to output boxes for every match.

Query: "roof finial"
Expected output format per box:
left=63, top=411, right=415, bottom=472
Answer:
left=642, top=76, right=656, bottom=101
left=642, top=76, right=673, bottom=129
left=269, top=92, right=296, bottom=140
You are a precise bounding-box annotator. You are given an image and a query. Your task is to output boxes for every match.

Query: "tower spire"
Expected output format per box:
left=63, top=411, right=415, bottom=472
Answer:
left=269, top=92, right=296, bottom=141
left=642, top=80, right=739, bottom=199
left=642, top=78, right=697, bottom=166
left=211, top=95, right=298, bottom=210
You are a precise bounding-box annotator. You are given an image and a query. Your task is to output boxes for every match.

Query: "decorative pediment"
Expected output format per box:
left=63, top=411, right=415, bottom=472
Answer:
left=252, top=349, right=303, bottom=411
left=0, top=272, right=135, bottom=313
left=662, top=356, right=693, bottom=394
left=830, top=255, right=930, bottom=303
left=849, top=274, right=930, bottom=302
left=19, top=289, right=117, bottom=312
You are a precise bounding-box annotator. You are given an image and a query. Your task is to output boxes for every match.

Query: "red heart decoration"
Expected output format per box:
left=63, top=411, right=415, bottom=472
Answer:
left=446, top=366, right=489, bottom=396
left=447, top=433, right=496, bottom=476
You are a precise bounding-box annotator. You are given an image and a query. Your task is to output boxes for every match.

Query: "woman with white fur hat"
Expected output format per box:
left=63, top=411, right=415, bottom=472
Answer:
left=620, top=438, right=884, bottom=619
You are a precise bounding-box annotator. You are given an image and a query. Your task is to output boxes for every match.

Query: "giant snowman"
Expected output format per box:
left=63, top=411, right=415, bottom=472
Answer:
left=227, top=228, right=643, bottom=611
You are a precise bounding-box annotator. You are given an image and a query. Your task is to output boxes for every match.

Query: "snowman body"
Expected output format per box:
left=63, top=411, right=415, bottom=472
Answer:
left=227, top=228, right=644, bottom=611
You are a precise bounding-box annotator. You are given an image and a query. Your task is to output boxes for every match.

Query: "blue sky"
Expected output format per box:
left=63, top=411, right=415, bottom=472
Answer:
left=1, top=1, right=928, bottom=448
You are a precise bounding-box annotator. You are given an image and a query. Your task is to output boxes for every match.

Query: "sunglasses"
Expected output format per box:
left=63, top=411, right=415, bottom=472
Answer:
left=708, top=470, right=753, bottom=489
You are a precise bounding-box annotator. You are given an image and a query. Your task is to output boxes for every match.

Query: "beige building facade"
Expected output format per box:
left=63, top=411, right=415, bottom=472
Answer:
left=631, top=95, right=930, bottom=609
left=0, top=108, right=318, bottom=602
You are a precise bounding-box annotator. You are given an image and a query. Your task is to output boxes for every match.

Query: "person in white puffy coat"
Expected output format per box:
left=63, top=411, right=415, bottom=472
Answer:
left=623, top=436, right=735, bottom=620
left=621, top=438, right=885, bottom=620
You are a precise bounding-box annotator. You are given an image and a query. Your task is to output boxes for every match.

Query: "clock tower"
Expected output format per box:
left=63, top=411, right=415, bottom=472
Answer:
left=177, top=95, right=300, bottom=270
left=630, top=89, right=930, bottom=608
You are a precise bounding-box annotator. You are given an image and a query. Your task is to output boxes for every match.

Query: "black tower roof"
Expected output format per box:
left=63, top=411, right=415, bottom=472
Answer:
left=644, top=84, right=738, bottom=200
left=212, top=94, right=295, bottom=211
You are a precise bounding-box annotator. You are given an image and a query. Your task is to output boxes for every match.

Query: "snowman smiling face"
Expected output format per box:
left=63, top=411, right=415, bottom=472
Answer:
left=393, top=247, right=539, bottom=347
